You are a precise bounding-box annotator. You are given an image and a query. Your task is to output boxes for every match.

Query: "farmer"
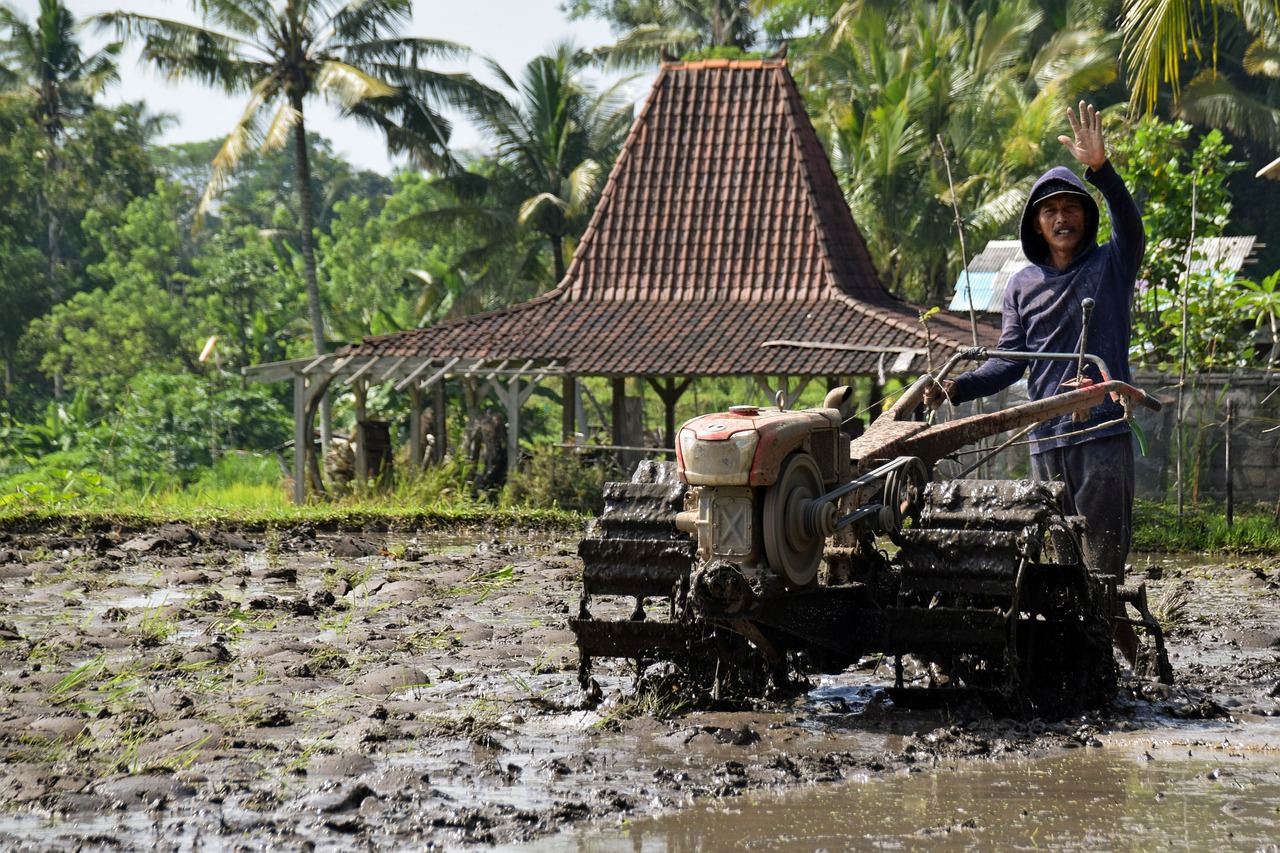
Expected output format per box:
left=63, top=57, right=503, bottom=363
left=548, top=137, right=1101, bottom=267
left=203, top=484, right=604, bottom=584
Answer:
left=924, top=101, right=1144, bottom=664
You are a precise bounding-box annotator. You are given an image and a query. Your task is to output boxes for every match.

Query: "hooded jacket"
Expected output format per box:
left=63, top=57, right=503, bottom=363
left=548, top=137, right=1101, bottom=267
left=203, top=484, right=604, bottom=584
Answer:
left=949, top=161, right=1145, bottom=453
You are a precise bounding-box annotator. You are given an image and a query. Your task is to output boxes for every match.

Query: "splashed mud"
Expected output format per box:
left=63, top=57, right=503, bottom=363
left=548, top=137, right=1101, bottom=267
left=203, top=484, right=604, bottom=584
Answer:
left=0, top=527, right=1274, bottom=850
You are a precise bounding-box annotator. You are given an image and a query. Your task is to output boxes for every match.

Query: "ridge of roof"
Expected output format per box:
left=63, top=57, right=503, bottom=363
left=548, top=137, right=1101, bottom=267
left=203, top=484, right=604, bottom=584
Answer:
left=661, top=58, right=787, bottom=71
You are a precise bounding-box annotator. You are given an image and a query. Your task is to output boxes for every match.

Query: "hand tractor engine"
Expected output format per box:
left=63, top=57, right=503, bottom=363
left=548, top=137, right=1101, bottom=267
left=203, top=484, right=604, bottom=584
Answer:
left=571, top=348, right=1173, bottom=713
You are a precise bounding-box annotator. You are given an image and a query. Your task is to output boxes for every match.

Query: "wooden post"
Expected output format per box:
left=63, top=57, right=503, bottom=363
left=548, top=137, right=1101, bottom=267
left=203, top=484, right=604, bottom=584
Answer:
left=662, top=380, right=677, bottom=450
left=1225, top=398, right=1234, bottom=528
left=293, top=374, right=307, bottom=504
left=561, top=375, right=576, bottom=442
left=432, top=379, right=447, bottom=463
left=506, top=375, right=521, bottom=470
left=353, top=379, right=368, bottom=487
left=409, top=384, right=423, bottom=468
left=647, top=376, right=691, bottom=450
left=303, top=380, right=330, bottom=497
left=611, top=376, right=626, bottom=448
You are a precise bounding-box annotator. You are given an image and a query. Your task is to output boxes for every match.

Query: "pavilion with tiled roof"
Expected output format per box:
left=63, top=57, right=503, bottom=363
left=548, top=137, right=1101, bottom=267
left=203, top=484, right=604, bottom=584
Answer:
left=247, top=58, right=994, bottom=502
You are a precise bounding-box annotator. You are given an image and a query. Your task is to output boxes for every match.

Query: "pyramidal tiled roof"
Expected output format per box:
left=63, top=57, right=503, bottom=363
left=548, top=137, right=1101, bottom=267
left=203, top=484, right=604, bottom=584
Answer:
left=343, top=59, right=993, bottom=376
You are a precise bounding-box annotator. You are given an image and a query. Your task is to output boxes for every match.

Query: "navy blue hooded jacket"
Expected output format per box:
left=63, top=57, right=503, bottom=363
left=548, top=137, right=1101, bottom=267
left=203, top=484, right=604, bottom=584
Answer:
left=949, top=161, right=1144, bottom=454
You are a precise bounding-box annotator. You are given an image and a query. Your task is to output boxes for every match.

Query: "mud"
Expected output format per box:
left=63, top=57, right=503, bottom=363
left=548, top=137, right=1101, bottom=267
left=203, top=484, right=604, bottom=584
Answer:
left=0, top=527, right=1275, bottom=850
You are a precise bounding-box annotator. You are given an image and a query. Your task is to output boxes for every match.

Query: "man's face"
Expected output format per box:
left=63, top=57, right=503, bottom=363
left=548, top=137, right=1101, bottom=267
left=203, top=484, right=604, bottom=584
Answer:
left=1033, top=195, right=1087, bottom=259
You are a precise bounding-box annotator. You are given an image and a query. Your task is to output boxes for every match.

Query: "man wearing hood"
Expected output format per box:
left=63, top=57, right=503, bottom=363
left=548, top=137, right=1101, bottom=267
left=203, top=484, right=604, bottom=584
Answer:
left=925, top=102, right=1144, bottom=663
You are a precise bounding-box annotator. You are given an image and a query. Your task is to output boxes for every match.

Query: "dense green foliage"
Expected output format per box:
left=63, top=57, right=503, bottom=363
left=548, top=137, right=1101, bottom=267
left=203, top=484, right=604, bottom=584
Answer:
left=1, top=0, right=1277, bottom=514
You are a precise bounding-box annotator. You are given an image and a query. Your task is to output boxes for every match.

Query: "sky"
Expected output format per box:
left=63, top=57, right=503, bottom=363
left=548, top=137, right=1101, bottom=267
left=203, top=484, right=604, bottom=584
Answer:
left=15, top=1, right=646, bottom=174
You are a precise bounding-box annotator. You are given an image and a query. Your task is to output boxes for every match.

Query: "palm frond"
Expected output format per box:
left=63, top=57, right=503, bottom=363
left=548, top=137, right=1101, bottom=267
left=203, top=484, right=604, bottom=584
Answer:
left=344, top=94, right=457, bottom=171
left=517, top=191, right=568, bottom=224
left=315, top=59, right=395, bottom=107
left=339, top=35, right=468, bottom=65
left=1178, top=68, right=1280, bottom=146
left=260, top=100, right=301, bottom=152
left=1119, top=0, right=1200, bottom=113
left=193, top=0, right=274, bottom=38
left=1243, top=36, right=1280, bottom=78
left=67, top=44, right=122, bottom=98
left=198, top=77, right=277, bottom=221
left=565, top=159, right=604, bottom=215
left=968, top=178, right=1035, bottom=230
left=91, top=11, right=255, bottom=92
left=328, top=0, right=413, bottom=47
left=1031, top=26, right=1120, bottom=93
left=601, top=23, right=702, bottom=69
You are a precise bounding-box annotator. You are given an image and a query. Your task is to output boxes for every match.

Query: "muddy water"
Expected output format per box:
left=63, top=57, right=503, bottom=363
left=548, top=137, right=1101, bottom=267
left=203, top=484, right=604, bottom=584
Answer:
left=0, top=526, right=1275, bottom=850
left=541, top=735, right=1280, bottom=851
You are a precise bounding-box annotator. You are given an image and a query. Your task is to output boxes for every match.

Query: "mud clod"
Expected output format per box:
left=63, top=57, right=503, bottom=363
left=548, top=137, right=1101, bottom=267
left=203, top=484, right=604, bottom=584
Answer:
left=0, top=528, right=1273, bottom=849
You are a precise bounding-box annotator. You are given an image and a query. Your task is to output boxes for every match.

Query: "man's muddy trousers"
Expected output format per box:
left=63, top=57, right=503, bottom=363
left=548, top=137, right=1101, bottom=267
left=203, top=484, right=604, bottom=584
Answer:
left=1030, top=432, right=1135, bottom=581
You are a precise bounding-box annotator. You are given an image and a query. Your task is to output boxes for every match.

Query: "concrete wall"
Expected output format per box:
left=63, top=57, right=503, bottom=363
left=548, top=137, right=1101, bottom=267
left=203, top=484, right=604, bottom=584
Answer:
left=1130, top=370, right=1279, bottom=504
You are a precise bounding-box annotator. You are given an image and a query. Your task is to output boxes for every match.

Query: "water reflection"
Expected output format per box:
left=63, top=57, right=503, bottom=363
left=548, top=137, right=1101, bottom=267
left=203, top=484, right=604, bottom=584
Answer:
left=531, top=742, right=1280, bottom=851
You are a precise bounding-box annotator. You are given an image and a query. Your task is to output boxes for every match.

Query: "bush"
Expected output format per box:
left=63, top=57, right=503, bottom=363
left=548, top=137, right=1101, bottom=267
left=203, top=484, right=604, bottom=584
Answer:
left=0, top=449, right=115, bottom=511
left=502, top=445, right=605, bottom=515
left=108, top=372, right=290, bottom=489
left=384, top=455, right=482, bottom=508
left=1133, top=498, right=1280, bottom=554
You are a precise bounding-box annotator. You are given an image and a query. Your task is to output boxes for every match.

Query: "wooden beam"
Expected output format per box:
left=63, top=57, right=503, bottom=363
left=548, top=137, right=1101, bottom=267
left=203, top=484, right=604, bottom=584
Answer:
left=478, top=359, right=512, bottom=383
left=342, top=356, right=378, bottom=386
left=754, top=375, right=778, bottom=405
left=393, top=359, right=434, bottom=392
left=293, top=375, right=307, bottom=504
left=414, top=356, right=461, bottom=392
left=246, top=364, right=295, bottom=384
left=301, top=355, right=329, bottom=375
left=353, top=379, right=368, bottom=488
left=432, top=380, right=447, bottom=463
left=561, top=375, right=576, bottom=442
left=648, top=376, right=691, bottom=449
left=611, top=376, right=626, bottom=448
left=303, top=377, right=333, bottom=497
left=783, top=376, right=811, bottom=409
left=377, top=356, right=408, bottom=382
left=409, top=384, right=423, bottom=469
left=506, top=376, right=520, bottom=472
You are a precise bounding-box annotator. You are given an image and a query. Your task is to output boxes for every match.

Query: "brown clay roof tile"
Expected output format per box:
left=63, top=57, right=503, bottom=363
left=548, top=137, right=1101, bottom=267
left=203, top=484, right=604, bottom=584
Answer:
left=341, top=60, right=995, bottom=375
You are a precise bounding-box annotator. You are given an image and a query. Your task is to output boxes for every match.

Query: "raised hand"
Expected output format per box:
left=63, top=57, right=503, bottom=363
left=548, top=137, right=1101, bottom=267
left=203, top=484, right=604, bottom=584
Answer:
left=1057, top=101, right=1107, bottom=171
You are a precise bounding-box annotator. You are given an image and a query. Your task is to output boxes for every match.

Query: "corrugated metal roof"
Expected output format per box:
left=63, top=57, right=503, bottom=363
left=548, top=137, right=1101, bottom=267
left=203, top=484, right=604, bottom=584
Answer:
left=949, top=236, right=1258, bottom=313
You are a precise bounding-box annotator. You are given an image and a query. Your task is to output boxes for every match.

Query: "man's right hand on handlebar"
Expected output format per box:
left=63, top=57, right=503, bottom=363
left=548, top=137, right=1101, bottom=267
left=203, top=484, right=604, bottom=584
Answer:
left=924, top=379, right=956, bottom=409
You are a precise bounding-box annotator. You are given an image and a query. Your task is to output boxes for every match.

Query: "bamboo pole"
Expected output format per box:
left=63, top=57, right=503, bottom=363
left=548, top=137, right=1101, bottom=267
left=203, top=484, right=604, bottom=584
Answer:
left=1176, top=178, right=1198, bottom=520
left=1225, top=398, right=1234, bottom=528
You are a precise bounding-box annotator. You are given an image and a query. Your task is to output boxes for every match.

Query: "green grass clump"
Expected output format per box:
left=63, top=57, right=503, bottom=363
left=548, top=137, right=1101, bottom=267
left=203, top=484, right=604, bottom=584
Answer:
left=0, top=449, right=589, bottom=533
left=1133, top=498, right=1280, bottom=554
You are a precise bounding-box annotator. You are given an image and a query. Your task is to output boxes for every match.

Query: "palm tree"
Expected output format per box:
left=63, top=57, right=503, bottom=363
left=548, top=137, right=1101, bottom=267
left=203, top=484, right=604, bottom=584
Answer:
left=0, top=0, right=120, bottom=283
left=1120, top=0, right=1280, bottom=145
left=570, top=0, right=757, bottom=66
left=97, top=0, right=485, bottom=375
left=793, top=0, right=1119, bottom=301
left=409, top=44, right=633, bottom=287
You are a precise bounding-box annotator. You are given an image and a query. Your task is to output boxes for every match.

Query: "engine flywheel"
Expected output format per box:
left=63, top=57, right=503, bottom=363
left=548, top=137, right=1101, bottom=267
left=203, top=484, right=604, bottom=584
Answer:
left=763, top=452, right=824, bottom=587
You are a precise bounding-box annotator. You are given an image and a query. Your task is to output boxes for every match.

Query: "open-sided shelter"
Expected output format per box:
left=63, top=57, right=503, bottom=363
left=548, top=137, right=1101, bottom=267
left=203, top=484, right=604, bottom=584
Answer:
left=246, top=59, right=993, bottom=502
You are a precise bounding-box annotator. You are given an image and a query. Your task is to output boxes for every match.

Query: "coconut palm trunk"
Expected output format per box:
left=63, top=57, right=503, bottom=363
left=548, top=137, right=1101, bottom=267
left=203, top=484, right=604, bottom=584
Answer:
left=289, top=103, right=332, bottom=453
left=551, top=235, right=567, bottom=283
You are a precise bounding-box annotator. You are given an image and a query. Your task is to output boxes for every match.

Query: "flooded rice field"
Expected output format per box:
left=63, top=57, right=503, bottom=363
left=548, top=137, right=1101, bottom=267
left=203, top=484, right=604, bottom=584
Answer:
left=541, top=737, right=1280, bottom=851
left=0, top=525, right=1275, bottom=850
